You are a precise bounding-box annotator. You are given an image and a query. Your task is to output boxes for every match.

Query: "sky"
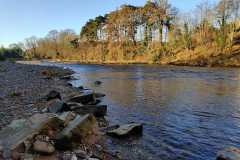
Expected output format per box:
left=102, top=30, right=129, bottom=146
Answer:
left=0, top=0, right=218, bottom=47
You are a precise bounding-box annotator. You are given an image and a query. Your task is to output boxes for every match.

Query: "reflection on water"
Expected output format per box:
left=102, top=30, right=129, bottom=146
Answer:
left=46, top=63, right=240, bottom=160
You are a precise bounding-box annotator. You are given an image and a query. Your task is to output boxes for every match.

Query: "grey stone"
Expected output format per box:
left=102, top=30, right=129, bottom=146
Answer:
left=70, top=104, right=107, bottom=117
left=94, top=81, right=102, bottom=85
left=33, top=140, right=55, bottom=154
left=46, top=99, right=67, bottom=113
left=60, top=75, right=74, bottom=80
left=217, top=147, right=240, bottom=160
left=94, top=93, right=106, bottom=98
left=45, top=90, right=61, bottom=101
left=74, top=149, right=88, bottom=159
left=68, top=92, right=95, bottom=105
left=107, top=123, right=143, bottom=137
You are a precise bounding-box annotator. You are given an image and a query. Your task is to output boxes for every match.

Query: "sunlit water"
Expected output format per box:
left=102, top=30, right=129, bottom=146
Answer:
left=44, top=62, right=240, bottom=160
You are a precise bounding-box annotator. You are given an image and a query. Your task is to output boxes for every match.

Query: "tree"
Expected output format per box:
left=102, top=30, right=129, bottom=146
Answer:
left=195, top=0, right=214, bottom=44
left=25, top=36, right=38, bottom=58
left=47, top=30, right=59, bottom=56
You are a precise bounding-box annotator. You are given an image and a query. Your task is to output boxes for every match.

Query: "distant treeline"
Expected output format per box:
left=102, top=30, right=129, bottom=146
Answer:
left=0, top=45, right=23, bottom=61
left=5, top=0, right=240, bottom=65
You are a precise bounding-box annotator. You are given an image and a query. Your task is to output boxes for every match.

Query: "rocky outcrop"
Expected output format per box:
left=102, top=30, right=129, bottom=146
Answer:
left=107, top=123, right=143, bottom=138
left=216, top=147, right=240, bottom=160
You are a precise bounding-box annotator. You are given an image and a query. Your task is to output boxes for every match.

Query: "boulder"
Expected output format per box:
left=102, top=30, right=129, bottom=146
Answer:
left=69, top=103, right=107, bottom=117
left=67, top=82, right=73, bottom=87
left=217, top=147, right=240, bottom=160
left=45, top=90, right=61, bottom=101
left=33, top=140, right=55, bottom=155
left=87, top=99, right=102, bottom=105
left=68, top=92, right=95, bottom=104
left=46, top=99, right=68, bottom=113
left=107, top=123, right=143, bottom=138
left=78, top=86, right=84, bottom=90
left=94, top=81, right=102, bottom=85
left=55, top=114, right=97, bottom=150
left=0, top=113, right=63, bottom=158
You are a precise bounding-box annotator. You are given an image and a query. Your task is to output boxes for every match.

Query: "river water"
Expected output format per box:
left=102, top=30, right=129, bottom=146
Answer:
left=46, top=63, right=240, bottom=160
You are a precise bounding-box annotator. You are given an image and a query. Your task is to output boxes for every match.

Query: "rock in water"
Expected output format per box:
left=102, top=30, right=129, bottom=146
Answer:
left=46, top=99, right=67, bottom=113
left=33, top=140, right=55, bottom=154
left=45, top=90, right=61, bottom=101
left=55, top=114, right=97, bottom=150
left=217, top=147, right=240, bottom=160
left=60, top=75, right=74, bottom=80
left=0, top=113, right=63, bottom=158
left=94, top=93, right=106, bottom=98
left=107, top=123, right=143, bottom=138
left=94, top=81, right=102, bottom=85
left=68, top=92, right=95, bottom=104
left=69, top=103, right=107, bottom=117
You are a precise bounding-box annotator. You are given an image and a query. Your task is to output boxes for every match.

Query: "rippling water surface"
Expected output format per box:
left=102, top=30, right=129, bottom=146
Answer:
left=46, top=63, right=240, bottom=160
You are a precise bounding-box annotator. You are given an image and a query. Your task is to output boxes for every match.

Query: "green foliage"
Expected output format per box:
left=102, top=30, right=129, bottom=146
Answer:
left=9, top=91, right=21, bottom=97
left=0, top=45, right=23, bottom=60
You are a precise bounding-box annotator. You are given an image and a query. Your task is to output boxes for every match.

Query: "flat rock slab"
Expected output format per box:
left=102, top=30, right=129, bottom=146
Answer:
left=217, top=147, right=240, bottom=160
left=68, top=92, right=95, bottom=104
left=107, top=123, right=143, bottom=138
left=55, top=114, right=97, bottom=150
left=0, top=113, right=63, bottom=157
left=70, top=103, right=107, bottom=117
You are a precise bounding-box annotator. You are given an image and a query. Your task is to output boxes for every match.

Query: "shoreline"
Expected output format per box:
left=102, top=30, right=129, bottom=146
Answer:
left=0, top=60, right=120, bottom=160
left=18, top=59, right=240, bottom=70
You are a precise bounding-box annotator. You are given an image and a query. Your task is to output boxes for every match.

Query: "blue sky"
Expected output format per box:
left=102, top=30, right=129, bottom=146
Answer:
left=0, top=0, right=218, bottom=46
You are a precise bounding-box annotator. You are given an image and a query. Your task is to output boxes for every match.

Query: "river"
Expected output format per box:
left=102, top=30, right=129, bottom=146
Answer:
left=44, top=62, right=240, bottom=160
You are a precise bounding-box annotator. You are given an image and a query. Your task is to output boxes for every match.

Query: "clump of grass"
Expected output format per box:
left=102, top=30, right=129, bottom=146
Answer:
left=9, top=91, right=22, bottom=97
left=41, top=69, right=59, bottom=78
left=0, top=55, right=5, bottom=61
left=0, top=65, right=6, bottom=72
left=41, top=68, right=71, bottom=78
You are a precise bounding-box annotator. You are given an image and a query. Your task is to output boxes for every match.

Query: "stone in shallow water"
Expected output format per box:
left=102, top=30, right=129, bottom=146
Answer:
left=217, top=147, right=240, bottom=160
left=107, top=123, right=143, bottom=138
left=70, top=103, right=107, bottom=117
left=0, top=113, right=63, bottom=158
left=68, top=92, right=95, bottom=104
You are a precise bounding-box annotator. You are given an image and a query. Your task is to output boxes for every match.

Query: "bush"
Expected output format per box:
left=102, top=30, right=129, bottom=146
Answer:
left=0, top=54, right=5, bottom=61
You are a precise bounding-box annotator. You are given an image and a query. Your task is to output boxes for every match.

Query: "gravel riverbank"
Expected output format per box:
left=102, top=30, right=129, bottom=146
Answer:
left=0, top=61, right=80, bottom=129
